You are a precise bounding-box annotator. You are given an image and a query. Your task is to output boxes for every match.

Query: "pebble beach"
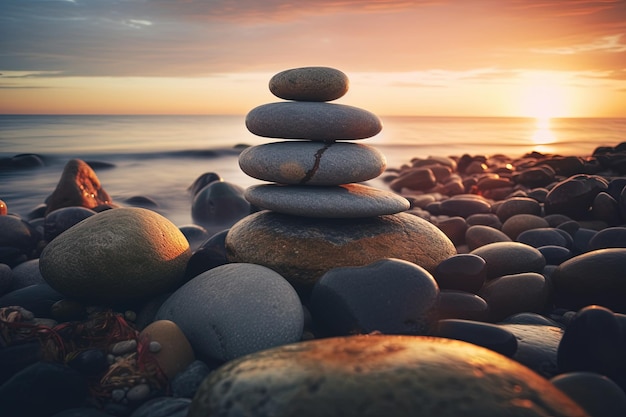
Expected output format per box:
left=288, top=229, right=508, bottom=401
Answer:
left=1, top=67, right=626, bottom=416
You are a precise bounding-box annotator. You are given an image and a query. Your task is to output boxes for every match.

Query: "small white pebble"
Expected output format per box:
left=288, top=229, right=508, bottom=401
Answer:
left=149, top=341, right=162, bottom=353
left=124, top=310, right=137, bottom=321
left=126, top=383, right=151, bottom=402
left=111, top=389, right=125, bottom=402
left=111, top=339, right=137, bottom=355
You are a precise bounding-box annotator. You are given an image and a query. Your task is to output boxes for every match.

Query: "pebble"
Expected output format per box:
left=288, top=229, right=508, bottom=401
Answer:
left=269, top=66, right=349, bottom=102
left=552, top=248, right=626, bottom=311
left=139, top=320, right=195, bottom=379
left=434, top=319, right=518, bottom=357
left=111, top=339, right=137, bottom=355
left=434, top=216, right=467, bottom=246
left=43, top=206, right=97, bottom=242
left=39, top=207, right=191, bottom=305
left=500, top=323, right=563, bottom=378
left=0, top=362, right=89, bottom=416
left=244, top=183, right=410, bottom=218
left=389, top=167, right=437, bottom=191
left=130, top=396, right=191, bottom=417
left=0, top=283, right=65, bottom=317
left=155, top=263, right=304, bottom=362
left=466, top=212, right=502, bottom=229
left=309, top=258, right=440, bottom=336
left=496, top=196, right=542, bottom=221
left=438, top=195, right=491, bottom=218
left=470, top=241, right=546, bottom=280
left=591, top=191, right=621, bottom=225
left=586, top=226, right=626, bottom=250
left=126, top=383, right=151, bottom=402
left=191, top=181, right=250, bottom=234
left=478, top=272, right=550, bottom=322
left=557, top=306, right=625, bottom=388
left=501, top=214, right=550, bottom=240
left=538, top=245, right=572, bottom=265
left=183, top=229, right=229, bottom=280
left=551, top=372, right=626, bottom=417
left=188, top=335, right=588, bottom=417
left=437, top=290, right=490, bottom=321
left=0, top=215, right=40, bottom=266
left=9, top=258, right=45, bottom=290
left=170, top=360, right=212, bottom=399
left=465, top=224, right=512, bottom=250
left=544, top=174, right=608, bottom=219
left=517, top=227, right=570, bottom=248
left=433, top=254, right=486, bottom=293
left=245, top=102, right=382, bottom=140
left=178, top=224, right=210, bottom=253
left=187, top=172, right=222, bottom=196
left=225, top=211, right=456, bottom=295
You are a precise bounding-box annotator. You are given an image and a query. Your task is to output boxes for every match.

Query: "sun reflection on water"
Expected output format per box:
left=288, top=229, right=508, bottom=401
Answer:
left=530, top=117, right=558, bottom=153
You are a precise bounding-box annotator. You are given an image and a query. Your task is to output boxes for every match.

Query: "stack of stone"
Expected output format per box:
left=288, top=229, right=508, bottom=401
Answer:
left=226, top=67, right=456, bottom=295
left=239, top=66, right=409, bottom=218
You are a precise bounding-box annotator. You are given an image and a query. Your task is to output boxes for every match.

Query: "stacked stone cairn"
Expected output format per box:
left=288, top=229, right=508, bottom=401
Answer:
left=226, top=67, right=457, bottom=295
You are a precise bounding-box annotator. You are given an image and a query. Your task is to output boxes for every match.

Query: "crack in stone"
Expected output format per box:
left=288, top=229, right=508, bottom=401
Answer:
left=300, top=142, right=333, bottom=184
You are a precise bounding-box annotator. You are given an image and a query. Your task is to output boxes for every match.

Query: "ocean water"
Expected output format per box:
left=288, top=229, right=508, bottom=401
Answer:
left=1, top=114, right=624, bottom=226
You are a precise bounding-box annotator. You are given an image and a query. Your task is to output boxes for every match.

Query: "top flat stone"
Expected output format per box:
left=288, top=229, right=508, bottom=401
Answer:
left=269, top=67, right=349, bottom=102
left=244, top=183, right=410, bottom=218
left=245, top=102, right=382, bottom=141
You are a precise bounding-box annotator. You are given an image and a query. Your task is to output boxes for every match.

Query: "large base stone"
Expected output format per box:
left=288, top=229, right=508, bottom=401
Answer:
left=225, top=211, right=456, bottom=295
left=188, top=335, right=589, bottom=417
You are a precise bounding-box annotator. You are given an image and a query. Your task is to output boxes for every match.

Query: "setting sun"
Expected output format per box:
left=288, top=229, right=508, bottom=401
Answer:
left=519, top=72, right=570, bottom=119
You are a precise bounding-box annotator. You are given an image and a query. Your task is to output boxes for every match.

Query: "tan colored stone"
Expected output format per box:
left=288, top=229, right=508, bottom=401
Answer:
left=189, top=335, right=589, bottom=417
left=45, top=159, right=112, bottom=215
left=139, top=320, right=195, bottom=379
left=40, top=207, right=191, bottom=304
left=225, top=211, right=456, bottom=294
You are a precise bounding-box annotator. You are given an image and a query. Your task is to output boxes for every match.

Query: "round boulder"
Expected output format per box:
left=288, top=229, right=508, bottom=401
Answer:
left=226, top=211, right=456, bottom=295
left=188, top=335, right=589, bottom=417
left=39, top=207, right=191, bottom=305
left=155, top=263, right=303, bottom=362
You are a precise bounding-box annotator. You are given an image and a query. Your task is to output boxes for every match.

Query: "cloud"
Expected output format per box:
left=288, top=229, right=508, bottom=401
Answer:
left=532, top=34, right=626, bottom=54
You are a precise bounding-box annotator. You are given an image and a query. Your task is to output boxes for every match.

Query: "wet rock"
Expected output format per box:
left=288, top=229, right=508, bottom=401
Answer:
left=552, top=249, right=626, bottom=311
left=187, top=172, right=222, bottom=197
left=171, top=360, right=212, bottom=399
left=309, top=258, right=440, bottom=336
left=39, top=207, right=191, bottom=305
left=551, top=372, right=626, bottom=417
left=500, top=323, right=563, bottom=378
left=246, top=102, right=382, bottom=141
left=178, top=224, right=210, bottom=253
left=478, top=272, right=550, bottom=322
left=183, top=229, right=229, bottom=281
left=188, top=335, right=588, bottom=417
left=587, top=227, right=626, bottom=251
left=501, top=214, right=550, bottom=240
left=43, top=206, right=97, bottom=242
left=539, top=245, right=572, bottom=265
left=433, top=254, right=486, bottom=293
left=437, top=290, right=490, bottom=321
left=269, top=66, right=349, bottom=102
left=544, top=175, right=608, bottom=219
left=156, top=263, right=303, bottom=362
left=496, top=197, right=542, bottom=222
left=45, top=159, right=113, bottom=215
left=191, top=181, right=250, bottom=234
left=9, top=258, right=44, bottom=290
left=465, top=225, right=512, bottom=251
left=517, top=228, right=570, bottom=248
left=226, top=211, right=456, bottom=295
left=0, top=362, right=89, bottom=416
left=435, top=319, right=517, bottom=356
left=470, top=241, right=546, bottom=280
left=557, top=306, right=625, bottom=388
left=139, top=320, right=195, bottom=379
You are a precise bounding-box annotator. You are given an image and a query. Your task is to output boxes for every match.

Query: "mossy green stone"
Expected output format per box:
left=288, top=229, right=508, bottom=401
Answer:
left=39, top=207, right=191, bottom=304
left=189, top=335, right=589, bottom=417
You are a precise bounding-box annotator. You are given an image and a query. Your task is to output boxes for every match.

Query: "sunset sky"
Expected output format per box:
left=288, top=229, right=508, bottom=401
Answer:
left=1, top=0, right=625, bottom=117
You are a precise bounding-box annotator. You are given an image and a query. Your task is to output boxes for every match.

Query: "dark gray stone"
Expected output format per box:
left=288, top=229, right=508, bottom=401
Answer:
left=244, top=183, right=409, bottom=218
left=171, top=360, right=212, bottom=399
left=269, top=66, right=349, bottom=102
left=435, top=319, right=517, bottom=357
left=433, top=254, right=486, bottom=293
left=191, top=181, right=250, bottom=234
left=156, top=263, right=304, bottom=362
left=310, top=258, right=440, bottom=336
left=470, top=241, right=546, bottom=280
left=239, top=141, right=385, bottom=185
left=245, top=102, right=382, bottom=140
left=44, top=206, right=96, bottom=242
left=10, top=258, right=44, bottom=290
